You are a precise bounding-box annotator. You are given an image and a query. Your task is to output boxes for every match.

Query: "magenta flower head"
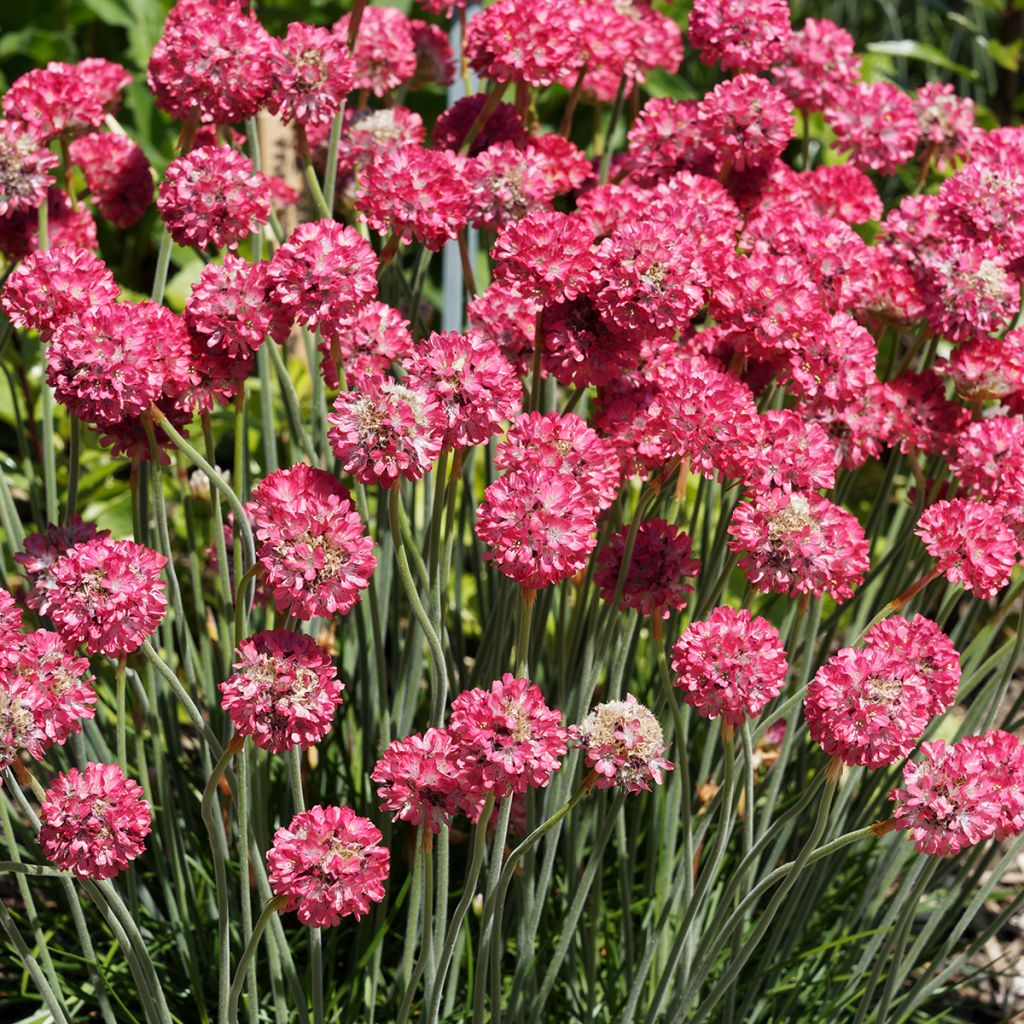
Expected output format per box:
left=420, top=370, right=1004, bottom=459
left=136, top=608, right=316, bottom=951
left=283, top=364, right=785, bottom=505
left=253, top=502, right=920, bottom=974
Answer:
left=916, top=498, right=1017, bottom=600
left=372, top=728, right=464, bottom=834
left=728, top=489, right=869, bottom=604
left=688, top=0, right=792, bottom=72
left=328, top=375, right=445, bottom=489
left=827, top=82, right=919, bottom=175
left=697, top=74, right=794, bottom=172
left=890, top=731, right=1024, bottom=856
left=68, top=132, right=152, bottom=229
left=0, top=119, right=58, bottom=216
left=39, top=763, right=151, bottom=879
left=773, top=18, right=860, bottom=112
left=248, top=463, right=377, bottom=620
left=219, top=631, right=343, bottom=754
left=0, top=588, right=22, bottom=652
left=595, top=519, right=701, bottom=619
left=267, top=805, right=389, bottom=925
left=449, top=674, right=568, bottom=796
left=573, top=695, right=673, bottom=794
left=671, top=607, right=789, bottom=728
left=0, top=671, right=49, bottom=775
left=270, top=22, right=355, bottom=129
left=16, top=517, right=109, bottom=616
left=45, top=537, right=168, bottom=657
left=333, top=6, right=417, bottom=96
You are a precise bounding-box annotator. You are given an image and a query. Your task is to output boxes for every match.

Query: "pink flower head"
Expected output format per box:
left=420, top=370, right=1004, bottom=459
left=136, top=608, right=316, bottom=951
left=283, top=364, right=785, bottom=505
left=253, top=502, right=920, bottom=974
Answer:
left=319, top=301, right=414, bottom=391
left=916, top=499, right=1016, bottom=600
left=0, top=670, right=49, bottom=772
left=0, top=119, right=58, bottom=215
left=450, top=674, right=568, bottom=796
left=863, top=615, right=960, bottom=717
left=330, top=106, right=427, bottom=176
left=915, top=82, right=975, bottom=171
left=496, top=412, right=620, bottom=512
left=46, top=537, right=167, bottom=657
left=0, top=187, right=97, bottom=263
left=403, top=331, right=522, bottom=450
left=874, top=372, right=969, bottom=460
left=778, top=310, right=877, bottom=406
left=697, top=75, right=794, bottom=172
left=941, top=331, right=1024, bottom=404
left=358, top=145, right=471, bottom=252
left=48, top=302, right=193, bottom=430
left=465, top=0, right=584, bottom=87
left=267, top=220, right=378, bottom=333
left=492, top=210, right=596, bottom=305
left=573, top=695, right=672, bottom=793
left=270, top=23, right=355, bottom=128
left=409, top=19, right=456, bottom=90
left=1, top=246, right=118, bottom=338
left=434, top=94, right=525, bottom=156
left=592, top=219, right=708, bottom=340
left=148, top=3, right=275, bottom=124
left=671, top=607, right=789, bottom=727
left=328, top=375, right=444, bottom=488
left=220, top=631, right=343, bottom=754
left=68, top=132, right=151, bottom=229
left=595, top=518, right=700, bottom=618
left=952, top=415, right=1024, bottom=505
left=935, top=164, right=1024, bottom=261
left=16, top=518, right=108, bottom=616
left=464, top=142, right=558, bottom=232
left=688, top=0, right=792, bottom=72
left=334, top=7, right=417, bottom=96
left=372, top=728, right=463, bottom=834
left=728, top=489, right=869, bottom=603
left=467, top=281, right=539, bottom=374
left=248, top=463, right=376, bottom=620
left=890, top=731, right=1024, bottom=855
left=827, top=82, right=920, bottom=175
left=39, top=763, right=151, bottom=879
left=806, top=646, right=937, bottom=769
left=268, top=805, right=389, bottom=925
left=734, top=409, right=837, bottom=493
left=772, top=18, right=860, bottom=111
left=157, top=146, right=271, bottom=251
left=475, top=469, right=598, bottom=590
left=0, top=589, right=22, bottom=654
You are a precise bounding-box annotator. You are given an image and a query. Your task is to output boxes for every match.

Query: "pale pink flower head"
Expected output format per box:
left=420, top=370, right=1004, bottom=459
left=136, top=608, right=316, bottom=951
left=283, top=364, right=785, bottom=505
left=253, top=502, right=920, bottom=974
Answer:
left=772, top=18, right=859, bottom=111
left=334, top=7, right=417, bottom=96
left=806, top=645, right=938, bottom=769
left=371, top=728, right=463, bottom=834
left=358, top=145, right=471, bottom=252
left=595, top=519, right=700, bottom=619
left=39, top=763, right=151, bottom=879
left=915, top=82, right=975, bottom=170
left=267, top=805, right=389, bottom=925
left=331, top=106, right=427, bottom=176
left=148, top=2, right=276, bottom=124
left=327, top=375, right=445, bottom=489
left=688, top=0, right=792, bottom=72
left=1, top=246, right=118, bottom=338
left=890, top=731, right=1024, bottom=855
left=492, top=210, right=596, bottom=306
left=267, top=220, right=378, bottom=333
left=46, top=537, right=167, bottom=657
left=827, top=82, right=920, bottom=175
left=16, top=518, right=108, bottom=616
left=863, top=615, right=960, bottom=718
left=671, top=607, right=788, bottom=728
left=0, top=119, right=58, bottom=216
left=475, top=469, right=598, bottom=590
left=220, top=631, right=343, bottom=754
left=916, top=499, right=1016, bottom=600
left=67, top=132, right=151, bottom=229
left=157, top=146, right=271, bottom=251
left=465, top=0, right=583, bottom=88
left=450, top=674, right=568, bottom=796
left=573, top=695, right=672, bottom=794
left=318, top=302, right=414, bottom=391
left=697, top=75, right=794, bottom=173
left=270, top=23, right=354, bottom=128
left=403, top=331, right=522, bottom=450
left=464, top=141, right=557, bottom=232
left=496, top=411, right=621, bottom=513
left=248, top=463, right=377, bottom=620
left=728, top=489, right=869, bottom=603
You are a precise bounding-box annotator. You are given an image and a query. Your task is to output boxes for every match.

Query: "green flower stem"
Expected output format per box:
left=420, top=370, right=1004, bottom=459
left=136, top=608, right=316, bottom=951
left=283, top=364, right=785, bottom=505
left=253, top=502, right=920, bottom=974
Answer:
left=398, top=836, right=434, bottom=1024
left=64, top=413, right=81, bottom=523
left=514, top=589, right=535, bottom=677
left=598, top=76, right=628, bottom=184
left=115, top=656, right=128, bottom=772
left=228, top=897, right=289, bottom=1024
left=150, top=229, right=174, bottom=305
left=236, top=739, right=259, bottom=1024
left=264, top=340, right=318, bottom=464
left=473, top=796, right=515, bottom=1024
left=202, top=416, right=235, bottom=611
left=0, top=897, right=71, bottom=1024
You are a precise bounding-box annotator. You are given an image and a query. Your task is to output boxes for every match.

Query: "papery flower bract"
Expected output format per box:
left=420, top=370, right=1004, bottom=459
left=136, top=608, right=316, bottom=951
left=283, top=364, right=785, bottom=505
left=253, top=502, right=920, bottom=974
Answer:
left=270, top=22, right=355, bottom=128
left=157, top=146, right=271, bottom=251
left=475, top=469, right=598, bottom=590
left=220, top=631, right=343, bottom=754
left=248, top=463, right=376, bottom=620
left=594, top=519, right=700, bottom=619
left=0, top=119, right=58, bottom=215
left=728, top=489, right=869, bottom=603
left=573, top=695, right=672, bottom=794
left=267, top=805, right=390, bottom=925
left=827, top=82, right=920, bottom=175
left=328, top=376, right=445, bottom=488
left=372, top=728, right=464, bottom=833
left=688, top=0, right=792, bottom=72
left=449, top=674, right=568, bottom=796
left=46, top=537, right=168, bottom=657
left=334, top=7, right=417, bottom=96
left=68, top=132, right=152, bottom=229
left=916, top=499, right=1016, bottom=600
left=1, top=246, right=118, bottom=337
left=39, top=763, right=151, bottom=879
left=671, top=607, right=789, bottom=727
